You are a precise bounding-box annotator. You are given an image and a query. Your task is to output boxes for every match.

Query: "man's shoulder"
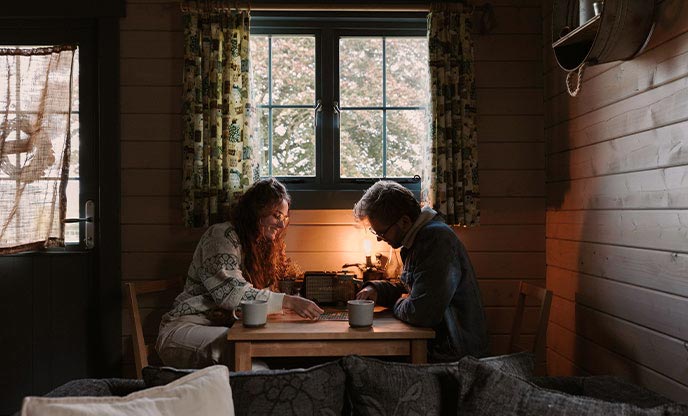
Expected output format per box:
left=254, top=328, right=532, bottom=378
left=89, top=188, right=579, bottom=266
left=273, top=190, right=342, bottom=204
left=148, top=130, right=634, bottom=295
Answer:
left=420, top=218, right=455, bottom=234
left=416, top=219, right=460, bottom=244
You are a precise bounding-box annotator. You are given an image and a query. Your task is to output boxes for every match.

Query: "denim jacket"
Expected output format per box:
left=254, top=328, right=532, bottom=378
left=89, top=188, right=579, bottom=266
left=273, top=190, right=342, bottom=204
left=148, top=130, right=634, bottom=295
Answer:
left=366, top=212, right=489, bottom=361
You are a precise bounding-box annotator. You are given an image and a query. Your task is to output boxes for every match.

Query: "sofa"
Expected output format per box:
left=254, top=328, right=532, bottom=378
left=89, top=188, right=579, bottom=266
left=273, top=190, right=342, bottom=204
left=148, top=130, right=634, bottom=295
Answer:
left=15, top=353, right=688, bottom=416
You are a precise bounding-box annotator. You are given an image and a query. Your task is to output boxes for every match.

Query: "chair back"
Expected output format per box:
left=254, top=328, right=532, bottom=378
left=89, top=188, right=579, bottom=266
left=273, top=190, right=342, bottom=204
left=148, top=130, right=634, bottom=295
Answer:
left=123, top=279, right=182, bottom=379
left=508, top=281, right=553, bottom=372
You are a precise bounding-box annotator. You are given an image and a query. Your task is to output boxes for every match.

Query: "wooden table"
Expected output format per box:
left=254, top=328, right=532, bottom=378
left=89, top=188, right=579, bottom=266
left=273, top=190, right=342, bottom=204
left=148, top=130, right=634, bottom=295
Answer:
left=227, top=308, right=435, bottom=371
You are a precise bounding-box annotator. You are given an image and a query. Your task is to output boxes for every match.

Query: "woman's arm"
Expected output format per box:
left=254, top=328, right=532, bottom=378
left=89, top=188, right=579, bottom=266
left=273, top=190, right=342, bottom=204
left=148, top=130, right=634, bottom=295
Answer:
left=195, top=224, right=284, bottom=314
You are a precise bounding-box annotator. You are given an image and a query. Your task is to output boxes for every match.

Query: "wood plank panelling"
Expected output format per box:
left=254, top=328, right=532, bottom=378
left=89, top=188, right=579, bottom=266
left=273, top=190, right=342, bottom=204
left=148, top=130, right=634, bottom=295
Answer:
left=547, top=121, right=688, bottom=182
left=119, top=0, right=544, bottom=371
left=548, top=323, right=688, bottom=404
left=474, top=34, right=541, bottom=61
left=477, top=115, right=544, bottom=142
left=547, top=210, right=688, bottom=253
left=120, top=31, right=183, bottom=58
left=547, top=266, right=688, bottom=341
left=546, top=239, right=688, bottom=297
left=544, top=0, right=688, bottom=402
left=550, top=296, right=688, bottom=386
left=547, top=79, right=688, bottom=154
left=121, top=114, right=182, bottom=141
left=479, top=142, right=546, bottom=170
left=547, top=166, right=688, bottom=210
left=121, top=58, right=183, bottom=87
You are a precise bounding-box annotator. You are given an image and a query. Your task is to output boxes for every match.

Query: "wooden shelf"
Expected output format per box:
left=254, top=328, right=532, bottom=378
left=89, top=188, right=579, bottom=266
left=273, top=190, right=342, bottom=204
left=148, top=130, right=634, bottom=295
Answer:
left=552, top=14, right=601, bottom=49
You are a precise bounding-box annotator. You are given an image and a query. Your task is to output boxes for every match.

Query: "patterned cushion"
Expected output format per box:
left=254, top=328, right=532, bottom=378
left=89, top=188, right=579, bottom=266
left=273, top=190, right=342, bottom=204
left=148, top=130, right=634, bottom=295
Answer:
left=531, top=376, right=676, bottom=408
left=341, top=355, right=461, bottom=416
left=144, top=361, right=347, bottom=416
left=457, top=357, right=688, bottom=416
left=479, top=351, right=534, bottom=380
left=142, top=366, right=195, bottom=388
left=43, top=378, right=145, bottom=398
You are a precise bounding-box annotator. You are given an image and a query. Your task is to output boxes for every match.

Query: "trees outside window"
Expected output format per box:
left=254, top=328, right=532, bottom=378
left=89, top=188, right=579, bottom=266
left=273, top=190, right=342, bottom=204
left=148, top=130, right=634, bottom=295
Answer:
left=250, top=13, right=428, bottom=208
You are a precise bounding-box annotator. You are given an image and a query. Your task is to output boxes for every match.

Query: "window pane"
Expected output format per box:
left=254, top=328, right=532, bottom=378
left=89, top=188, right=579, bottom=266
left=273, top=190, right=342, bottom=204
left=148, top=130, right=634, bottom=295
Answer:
left=386, top=38, right=429, bottom=107
left=0, top=181, right=17, bottom=245
left=386, top=109, right=426, bottom=177
left=272, top=108, right=315, bottom=176
left=65, top=180, right=79, bottom=244
left=0, top=46, right=79, bottom=249
left=271, top=36, right=315, bottom=106
left=250, top=35, right=269, bottom=106
left=69, top=114, right=79, bottom=177
left=340, top=110, right=382, bottom=178
left=340, top=38, right=382, bottom=107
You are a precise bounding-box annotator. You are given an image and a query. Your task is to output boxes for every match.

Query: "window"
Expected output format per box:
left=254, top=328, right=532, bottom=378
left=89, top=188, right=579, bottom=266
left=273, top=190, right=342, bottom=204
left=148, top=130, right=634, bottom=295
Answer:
left=0, top=45, right=80, bottom=249
left=250, top=13, right=429, bottom=208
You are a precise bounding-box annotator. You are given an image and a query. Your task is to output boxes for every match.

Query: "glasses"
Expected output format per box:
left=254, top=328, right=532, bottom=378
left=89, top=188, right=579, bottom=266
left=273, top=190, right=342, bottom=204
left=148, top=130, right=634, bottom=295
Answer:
left=271, top=211, right=290, bottom=225
left=368, top=219, right=397, bottom=238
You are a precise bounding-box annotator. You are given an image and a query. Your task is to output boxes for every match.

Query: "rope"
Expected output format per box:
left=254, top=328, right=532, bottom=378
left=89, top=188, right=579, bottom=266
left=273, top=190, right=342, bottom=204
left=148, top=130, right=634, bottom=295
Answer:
left=566, top=63, right=587, bottom=97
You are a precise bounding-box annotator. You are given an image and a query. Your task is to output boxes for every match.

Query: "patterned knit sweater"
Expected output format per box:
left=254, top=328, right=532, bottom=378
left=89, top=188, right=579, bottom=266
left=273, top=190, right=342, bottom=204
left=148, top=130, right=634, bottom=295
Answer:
left=162, top=221, right=285, bottom=325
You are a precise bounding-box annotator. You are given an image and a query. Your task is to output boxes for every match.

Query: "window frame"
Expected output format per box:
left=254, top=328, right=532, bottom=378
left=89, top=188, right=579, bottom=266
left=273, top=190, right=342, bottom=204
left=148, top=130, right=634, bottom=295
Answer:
left=251, top=12, right=427, bottom=209
left=0, top=19, right=98, bottom=251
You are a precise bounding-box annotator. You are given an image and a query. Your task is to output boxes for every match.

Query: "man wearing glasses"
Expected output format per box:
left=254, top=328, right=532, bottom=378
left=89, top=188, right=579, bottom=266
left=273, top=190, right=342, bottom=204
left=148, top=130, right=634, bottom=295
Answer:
left=354, top=181, right=488, bottom=361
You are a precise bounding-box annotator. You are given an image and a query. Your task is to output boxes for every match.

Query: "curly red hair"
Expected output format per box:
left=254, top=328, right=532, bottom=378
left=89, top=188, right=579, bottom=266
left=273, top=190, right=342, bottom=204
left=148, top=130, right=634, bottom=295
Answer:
left=229, top=178, right=290, bottom=290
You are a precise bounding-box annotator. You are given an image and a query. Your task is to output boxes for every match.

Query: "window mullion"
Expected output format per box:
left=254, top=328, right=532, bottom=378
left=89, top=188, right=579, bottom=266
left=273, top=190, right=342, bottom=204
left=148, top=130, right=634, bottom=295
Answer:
left=382, top=36, right=387, bottom=178
left=321, top=28, right=335, bottom=187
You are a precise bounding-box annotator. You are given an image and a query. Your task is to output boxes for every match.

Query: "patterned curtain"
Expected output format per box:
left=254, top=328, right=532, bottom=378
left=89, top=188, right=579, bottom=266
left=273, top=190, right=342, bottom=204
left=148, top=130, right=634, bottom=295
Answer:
left=182, top=8, right=257, bottom=227
left=0, top=46, right=76, bottom=254
left=422, top=3, right=480, bottom=227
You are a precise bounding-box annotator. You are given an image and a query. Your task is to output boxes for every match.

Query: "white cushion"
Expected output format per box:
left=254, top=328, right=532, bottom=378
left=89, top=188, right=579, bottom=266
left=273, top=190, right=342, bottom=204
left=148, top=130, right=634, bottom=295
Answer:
left=21, top=365, right=234, bottom=416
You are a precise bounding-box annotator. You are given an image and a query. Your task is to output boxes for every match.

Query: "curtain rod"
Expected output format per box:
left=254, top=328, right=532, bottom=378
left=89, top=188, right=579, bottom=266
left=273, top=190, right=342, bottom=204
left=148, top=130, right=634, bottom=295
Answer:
left=180, top=2, right=492, bottom=13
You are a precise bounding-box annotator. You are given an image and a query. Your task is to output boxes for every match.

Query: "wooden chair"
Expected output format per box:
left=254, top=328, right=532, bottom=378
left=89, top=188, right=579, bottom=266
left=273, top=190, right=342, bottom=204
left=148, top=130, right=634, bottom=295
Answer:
left=123, top=279, right=181, bottom=379
left=508, top=281, right=553, bottom=374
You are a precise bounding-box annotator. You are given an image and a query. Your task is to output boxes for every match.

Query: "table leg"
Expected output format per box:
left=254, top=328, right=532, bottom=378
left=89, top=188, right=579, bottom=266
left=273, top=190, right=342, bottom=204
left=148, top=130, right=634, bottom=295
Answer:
left=233, top=342, right=252, bottom=371
left=410, top=340, right=427, bottom=364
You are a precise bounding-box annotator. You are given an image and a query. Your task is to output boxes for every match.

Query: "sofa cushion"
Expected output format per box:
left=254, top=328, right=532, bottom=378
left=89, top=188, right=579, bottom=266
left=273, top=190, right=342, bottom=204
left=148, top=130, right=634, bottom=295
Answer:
left=144, top=360, right=347, bottom=416
left=532, top=375, right=676, bottom=408
left=25, top=378, right=145, bottom=399
left=20, top=365, right=234, bottom=416
left=479, top=351, right=534, bottom=380
left=341, top=355, right=461, bottom=416
left=457, top=356, right=688, bottom=415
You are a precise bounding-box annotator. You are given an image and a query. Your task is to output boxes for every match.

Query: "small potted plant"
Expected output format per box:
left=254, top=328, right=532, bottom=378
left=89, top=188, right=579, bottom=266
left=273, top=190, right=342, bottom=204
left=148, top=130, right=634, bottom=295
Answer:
left=277, top=257, right=302, bottom=295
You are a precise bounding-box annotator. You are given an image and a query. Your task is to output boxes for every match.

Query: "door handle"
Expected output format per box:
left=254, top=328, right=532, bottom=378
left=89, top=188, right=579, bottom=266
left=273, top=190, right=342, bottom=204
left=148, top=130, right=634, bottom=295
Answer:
left=314, top=98, right=323, bottom=128
left=333, top=100, right=341, bottom=128
left=62, top=200, right=95, bottom=249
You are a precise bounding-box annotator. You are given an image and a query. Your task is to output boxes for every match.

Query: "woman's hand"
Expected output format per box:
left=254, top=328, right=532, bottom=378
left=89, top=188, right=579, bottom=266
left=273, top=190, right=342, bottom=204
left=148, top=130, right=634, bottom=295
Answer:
left=355, top=286, right=378, bottom=302
left=283, top=295, right=324, bottom=320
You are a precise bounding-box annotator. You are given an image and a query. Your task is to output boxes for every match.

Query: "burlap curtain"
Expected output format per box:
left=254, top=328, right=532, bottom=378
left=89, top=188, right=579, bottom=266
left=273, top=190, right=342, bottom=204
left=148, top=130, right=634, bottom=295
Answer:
left=423, top=3, right=480, bottom=227
left=0, top=46, right=76, bottom=254
left=182, top=7, right=258, bottom=227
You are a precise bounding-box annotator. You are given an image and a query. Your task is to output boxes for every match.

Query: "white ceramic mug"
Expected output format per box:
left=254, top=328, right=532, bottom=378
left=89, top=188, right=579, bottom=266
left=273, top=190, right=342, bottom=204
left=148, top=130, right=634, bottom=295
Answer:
left=232, top=300, right=268, bottom=327
left=347, top=299, right=375, bottom=328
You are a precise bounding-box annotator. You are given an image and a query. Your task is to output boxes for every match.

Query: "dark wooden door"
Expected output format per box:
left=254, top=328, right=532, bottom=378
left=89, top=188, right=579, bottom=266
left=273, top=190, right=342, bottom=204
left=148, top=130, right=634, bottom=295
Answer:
left=0, top=19, right=120, bottom=415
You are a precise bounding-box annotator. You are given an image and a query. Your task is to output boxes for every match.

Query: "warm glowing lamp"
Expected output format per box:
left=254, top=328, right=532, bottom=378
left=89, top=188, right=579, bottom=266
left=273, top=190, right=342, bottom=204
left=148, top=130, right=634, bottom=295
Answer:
left=363, top=239, right=373, bottom=267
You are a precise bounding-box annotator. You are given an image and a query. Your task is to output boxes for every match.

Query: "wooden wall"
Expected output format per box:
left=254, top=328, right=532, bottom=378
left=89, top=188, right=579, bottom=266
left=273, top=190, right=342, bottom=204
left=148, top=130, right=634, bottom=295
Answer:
left=119, top=0, right=545, bottom=377
left=543, top=0, right=688, bottom=403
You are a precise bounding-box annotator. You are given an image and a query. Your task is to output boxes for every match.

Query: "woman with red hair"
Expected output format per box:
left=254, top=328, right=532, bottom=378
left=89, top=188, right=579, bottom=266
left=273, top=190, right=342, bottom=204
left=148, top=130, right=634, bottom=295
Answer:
left=156, top=178, right=322, bottom=369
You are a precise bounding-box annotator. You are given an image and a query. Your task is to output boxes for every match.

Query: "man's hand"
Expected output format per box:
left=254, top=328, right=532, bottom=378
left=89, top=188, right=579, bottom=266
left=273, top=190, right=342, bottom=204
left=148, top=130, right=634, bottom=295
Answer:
left=283, top=295, right=324, bottom=320
left=355, top=286, right=378, bottom=302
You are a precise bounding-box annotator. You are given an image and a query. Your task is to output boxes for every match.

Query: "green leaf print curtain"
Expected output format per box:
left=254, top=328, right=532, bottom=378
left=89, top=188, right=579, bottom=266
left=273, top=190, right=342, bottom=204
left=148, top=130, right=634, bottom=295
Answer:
left=423, top=3, right=480, bottom=227
left=182, top=8, right=257, bottom=227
